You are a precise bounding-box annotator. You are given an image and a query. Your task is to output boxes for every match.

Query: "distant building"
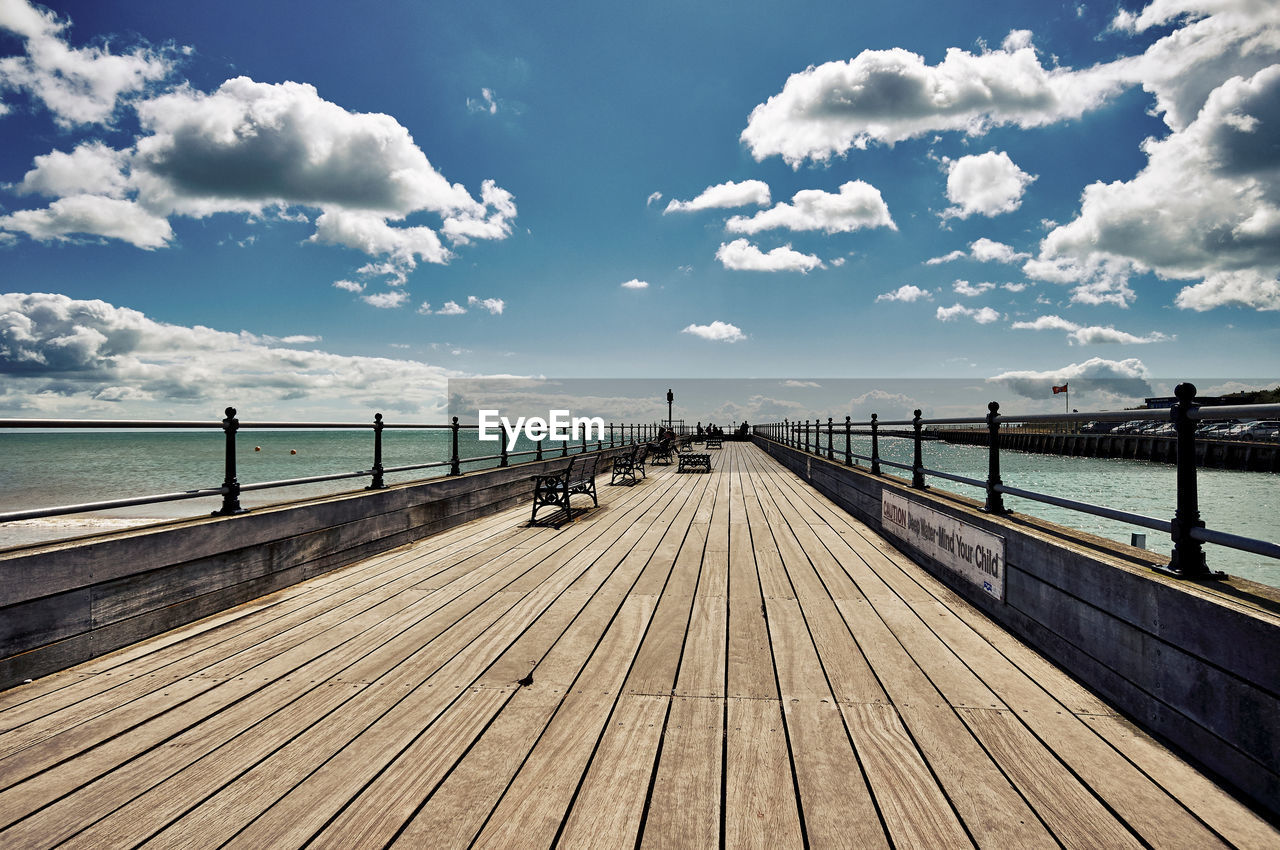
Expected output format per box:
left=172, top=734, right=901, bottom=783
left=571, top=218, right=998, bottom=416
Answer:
left=1144, top=396, right=1226, bottom=409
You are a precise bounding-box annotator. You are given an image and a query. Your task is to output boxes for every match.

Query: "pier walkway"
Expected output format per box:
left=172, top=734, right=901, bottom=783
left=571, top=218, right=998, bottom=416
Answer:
left=0, top=443, right=1273, bottom=848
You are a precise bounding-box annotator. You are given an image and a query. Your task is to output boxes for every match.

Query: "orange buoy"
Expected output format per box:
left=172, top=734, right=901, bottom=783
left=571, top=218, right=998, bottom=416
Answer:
left=290, top=449, right=297, bottom=455
left=254, top=446, right=261, bottom=452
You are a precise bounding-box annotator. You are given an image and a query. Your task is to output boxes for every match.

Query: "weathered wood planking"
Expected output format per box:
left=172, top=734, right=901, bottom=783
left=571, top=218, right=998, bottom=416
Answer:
left=0, top=443, right=1274, bottom=850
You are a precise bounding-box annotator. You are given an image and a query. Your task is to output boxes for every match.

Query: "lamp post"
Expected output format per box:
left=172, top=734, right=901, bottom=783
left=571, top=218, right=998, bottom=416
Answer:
left=666, top=388, right=674, bottom=430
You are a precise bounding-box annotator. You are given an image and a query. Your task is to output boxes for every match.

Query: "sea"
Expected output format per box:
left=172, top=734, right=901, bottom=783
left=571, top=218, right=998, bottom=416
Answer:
left=2, top=429, right=1277, bottom=590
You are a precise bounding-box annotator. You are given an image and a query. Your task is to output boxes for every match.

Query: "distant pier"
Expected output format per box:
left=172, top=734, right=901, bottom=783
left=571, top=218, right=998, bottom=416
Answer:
left=939, top=429, right=1280, bottom=472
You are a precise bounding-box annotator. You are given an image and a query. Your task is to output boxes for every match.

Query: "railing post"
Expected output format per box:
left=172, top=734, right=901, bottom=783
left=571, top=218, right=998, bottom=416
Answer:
left=536, top=435, right=543, bottom=461
left=804, top=419, right=810, bottom=453
left=827, top=417, right=834, bottom=460
left=1164, top=382, right=1220, bottom=578
left=871, top=413, right=881, bottom=475
left=609, top=423, right=614, bottom=447
left=562, top=433, right=568, bottom=457
left=450, top=417, right=461, bottom=476
left=215, top=406, right=245, bottom=515
left=984, top=402, right=1005, bottom=514
left=499, top=422, right=509, bottom=467
left=912, top=409, right=926, bottom=489
left=844, top=416, right=852, bottom=466
left=784, top=418, right=789, bottom=447
left=367, top=412, right=386, bottom=490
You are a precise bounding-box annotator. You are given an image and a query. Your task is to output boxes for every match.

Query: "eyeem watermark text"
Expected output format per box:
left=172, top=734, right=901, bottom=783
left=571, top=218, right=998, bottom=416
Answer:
left=478, top=409, right=606, bottom=451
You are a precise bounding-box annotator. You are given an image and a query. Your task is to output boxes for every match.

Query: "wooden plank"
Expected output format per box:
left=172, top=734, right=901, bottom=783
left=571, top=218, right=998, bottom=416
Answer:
left=470, top=596, right=657, bottom=849
left=724, top=697, right=804, bottom=849
left=557, top=694, right=669, bottom=848
left=673, top=596, right=726, bottom=699
left=840, top=702, right=972, bottom=849
left=640, top=696, right=722, bottom=850
left=958, top=707, right=1144, bottom=850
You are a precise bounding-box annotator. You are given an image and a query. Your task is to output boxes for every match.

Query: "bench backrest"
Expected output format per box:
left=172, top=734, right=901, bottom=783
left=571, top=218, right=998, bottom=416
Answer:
left=568, top=453, right=598, bottom=484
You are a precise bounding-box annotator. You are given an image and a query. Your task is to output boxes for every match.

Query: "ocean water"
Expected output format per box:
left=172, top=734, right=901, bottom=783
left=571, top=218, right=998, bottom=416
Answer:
left=2, top=430, right=1277, bottom=589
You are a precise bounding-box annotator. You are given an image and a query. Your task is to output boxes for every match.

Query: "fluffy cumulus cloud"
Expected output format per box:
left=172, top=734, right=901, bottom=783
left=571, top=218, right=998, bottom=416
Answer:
left=928, top=238, right=1033, bottom=266
left=467, top=295, right=505, bottom=314
left=988, top=356, right=1154, bottom=401
left=725, top=181, right=895, bottom=234
left=682, top=320, right=746, bottom=342
left=0, top=4, right=515, bottom=282
left=942, top=152, right=1036, bottom=219
left=1011, top=314, right=1172, bottom=344
left=715, top=238, right=823, bottom=272
left=0, top=292, right=460, bottom=416
left=0, top=0, right=174, bottom=126
left=936, top=304, right=1001, bottom=323
left=876, top=284, right=932, bottom=303
left=741, top=33, right=1135, bottom=166
left=953, top=280, right=995, bottom=296
left=1029, top=2, right=1280, bottom=310
left=620, top=279, right=649, bottom=289
left=664, top=180, right=771, bottom=213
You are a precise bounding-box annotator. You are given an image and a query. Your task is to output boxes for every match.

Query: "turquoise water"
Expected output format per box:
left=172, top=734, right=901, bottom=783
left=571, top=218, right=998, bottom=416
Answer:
left=2, top=430, right=1276, bottom=589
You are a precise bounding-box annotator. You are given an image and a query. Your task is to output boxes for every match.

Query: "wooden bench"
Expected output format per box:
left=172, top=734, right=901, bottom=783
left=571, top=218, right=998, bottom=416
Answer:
left=677, top=451, right=711, bottom=473
left=648, top=438, right=675, bottom=465
left=530, top=454, right=599, bottom=524
left=610, top=443, right=648, bottom=486
left=706, top=436, right=723, bottom=449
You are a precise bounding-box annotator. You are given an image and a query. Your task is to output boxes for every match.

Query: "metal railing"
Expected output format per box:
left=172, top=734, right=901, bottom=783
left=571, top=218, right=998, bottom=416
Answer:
left=753, top=383, right=1280, bottom=579
left=0, top=408, right=666, bottom=524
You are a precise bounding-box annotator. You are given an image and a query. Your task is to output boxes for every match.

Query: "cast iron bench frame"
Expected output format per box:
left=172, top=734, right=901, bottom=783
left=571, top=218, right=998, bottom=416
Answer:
left=677, top=451, right=712, bottom=473
left=531, top=454, right=599, bottom=524
left=610, top=443, right=648, bottom=486
left=706, top=437, right=723, bottom=449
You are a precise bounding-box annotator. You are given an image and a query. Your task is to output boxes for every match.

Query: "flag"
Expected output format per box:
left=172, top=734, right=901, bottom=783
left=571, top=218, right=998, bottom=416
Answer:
left=1052, top=384, right=1068, bottom=394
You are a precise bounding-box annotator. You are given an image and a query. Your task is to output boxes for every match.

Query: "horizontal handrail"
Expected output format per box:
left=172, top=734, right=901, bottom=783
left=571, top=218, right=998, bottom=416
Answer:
left=2, top=408, right=666, bottom=527
left=754, top=384, right=1278, bottom=578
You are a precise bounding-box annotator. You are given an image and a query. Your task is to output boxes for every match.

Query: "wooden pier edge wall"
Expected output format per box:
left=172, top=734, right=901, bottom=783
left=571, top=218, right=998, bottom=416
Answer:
left=755, top=436, right=1280, bottom=819
left=0, top=447, right=631, bottom=692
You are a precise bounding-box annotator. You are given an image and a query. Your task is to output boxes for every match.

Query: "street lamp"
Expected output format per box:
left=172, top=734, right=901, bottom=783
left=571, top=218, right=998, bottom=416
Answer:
left=666, top=388, right=674, bottom=430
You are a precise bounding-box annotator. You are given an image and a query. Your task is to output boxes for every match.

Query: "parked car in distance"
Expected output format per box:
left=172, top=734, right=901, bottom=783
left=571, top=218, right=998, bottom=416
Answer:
left=1243, top=420, right=1280, bottom=440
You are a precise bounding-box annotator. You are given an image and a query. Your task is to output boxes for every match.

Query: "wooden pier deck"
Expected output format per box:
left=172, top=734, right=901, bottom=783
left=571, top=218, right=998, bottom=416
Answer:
left=0, top=443, right=1274, bottom=848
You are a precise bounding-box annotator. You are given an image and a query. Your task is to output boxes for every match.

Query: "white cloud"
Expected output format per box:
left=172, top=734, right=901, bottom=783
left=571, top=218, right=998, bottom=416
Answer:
left=741, top=36, right=1136, bottom=166
left=1029, top=8, right=1280, bottom=311
left=436, top=301, right=467, bottom=315
left=0, top=0, right=174, bottom=127
left=280, top=335, right=321, bottom=344
left=783, top=380, right=821, bottom=387
left=361, top=290, right=409, bottom=309
left=876, top=284, right=932, bottom=303
left=466, top=87, right=498, bottom=115
left=646, top=191, right=663, bottom=206
left=953, top=280, right=996, bottom=296
left=0, top=54, right=517, bottom=271
left=987, top=356, right=1153, bottom=401
left=1011, top=314, right=1172, bottom=344
left=1174, top=270, right=1280, bottom=311
left=333, top=280, right=366, bottom=293
left=1003, top=282, right=1029, bottom=292
left=942, top=152, right=1036, bottom=219
left=664, top=180, right=771, bottom=213
left=936, top=304, right=1001, bottom=323
left=0, top=292, right=460, bottom=417
left=0, top=194, right=172, bottom=249
left=682, top=320, right=746, bottom=342
left=725, top=180, right=895, bottom=234
left=621, top=279, right=649, bottom=289
left=467, top=295, right=505, bottom=314
left=14, top=142, right=131, bottom=198
left=715, top=238, right=823, bottom=272
left=928, top=237, right=1031, bottom=265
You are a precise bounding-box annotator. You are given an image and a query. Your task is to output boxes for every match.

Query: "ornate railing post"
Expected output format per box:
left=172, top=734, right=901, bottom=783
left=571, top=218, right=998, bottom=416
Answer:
left=367, top=412, right=386, bottom=489
left=844, top=416, right=852, bottom=466
left=827, top=417, right=834, bottom=460
left=499, top=422, right=509, bottom=467
left=215, top=406, right=245, bottom=515
left=784, top=418, right=790, bottom=447
left=871, top=413, right=881, bottom=475
left=1165, top=382, right=1217, bottom=578
left=912, top=409, right=926, bottom=489
left=536, top=434, right=543, bottom=461
left=562, top=433, right=568, bottom=457
left=984, top=402, right=1005, bottom=514
left=449, top=417, right=461, bottom=476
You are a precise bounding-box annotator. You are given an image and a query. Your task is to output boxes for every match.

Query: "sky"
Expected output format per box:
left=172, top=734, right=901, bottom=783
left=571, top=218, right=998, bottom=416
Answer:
left=1, top=0, right=1278, bottom=424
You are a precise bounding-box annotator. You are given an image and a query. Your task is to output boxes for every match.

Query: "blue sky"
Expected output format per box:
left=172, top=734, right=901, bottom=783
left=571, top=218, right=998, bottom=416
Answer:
left=1, top=0, right=1277, bottom=422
